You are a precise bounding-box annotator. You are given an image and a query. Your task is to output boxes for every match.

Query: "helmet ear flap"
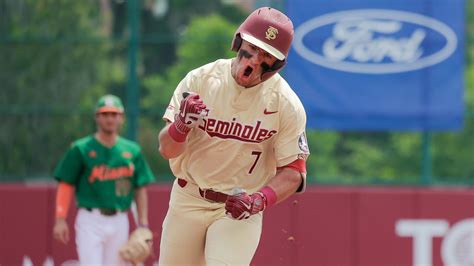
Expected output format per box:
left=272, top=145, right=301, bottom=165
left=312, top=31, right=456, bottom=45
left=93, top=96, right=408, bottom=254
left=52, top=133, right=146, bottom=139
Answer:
left=271, top=60, right=286, bottom=71
left=261, top=59, right=286, bottom=82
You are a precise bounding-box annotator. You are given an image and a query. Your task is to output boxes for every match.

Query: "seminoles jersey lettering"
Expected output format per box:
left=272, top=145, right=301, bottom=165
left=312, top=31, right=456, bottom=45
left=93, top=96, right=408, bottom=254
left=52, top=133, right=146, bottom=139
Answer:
left=164, top=59, right=309, bottom=194
left=198, top=116, right=277, bottom=143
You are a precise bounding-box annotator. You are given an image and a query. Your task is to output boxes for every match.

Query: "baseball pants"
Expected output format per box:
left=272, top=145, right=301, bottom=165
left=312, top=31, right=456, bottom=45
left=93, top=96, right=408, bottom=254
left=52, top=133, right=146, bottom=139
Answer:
left=75, top=208, right=129, bottom=266
left=158, top=179, right=263, bottom=266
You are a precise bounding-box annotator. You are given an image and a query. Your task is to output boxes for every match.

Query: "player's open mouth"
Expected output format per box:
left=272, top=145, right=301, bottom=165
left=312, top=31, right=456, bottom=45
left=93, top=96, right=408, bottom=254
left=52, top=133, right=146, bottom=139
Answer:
left=243, top=66, right=253, bottom=77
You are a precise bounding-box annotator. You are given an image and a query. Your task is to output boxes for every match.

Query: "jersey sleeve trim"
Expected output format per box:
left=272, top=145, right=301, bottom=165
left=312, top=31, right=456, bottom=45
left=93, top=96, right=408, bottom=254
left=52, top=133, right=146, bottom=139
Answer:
left=55, top=182, right=74, bottom=218
left=277, top=158, right=306, bottom=173
left=277, top=159, right=307, bottom=193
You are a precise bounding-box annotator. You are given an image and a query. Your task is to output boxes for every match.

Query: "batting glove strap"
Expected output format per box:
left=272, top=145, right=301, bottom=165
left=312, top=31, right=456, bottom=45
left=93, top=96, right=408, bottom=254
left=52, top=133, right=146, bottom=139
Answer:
left=168, top=120, right=190, bottom=143
left=258, top=186, right=278, bottom=208
left=252, top=192, right=267, bottom=211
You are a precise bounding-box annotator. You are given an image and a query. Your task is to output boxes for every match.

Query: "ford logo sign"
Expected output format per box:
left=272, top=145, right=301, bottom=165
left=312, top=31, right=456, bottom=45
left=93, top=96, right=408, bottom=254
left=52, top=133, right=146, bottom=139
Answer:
left=293, top=9, right=458, bottom=74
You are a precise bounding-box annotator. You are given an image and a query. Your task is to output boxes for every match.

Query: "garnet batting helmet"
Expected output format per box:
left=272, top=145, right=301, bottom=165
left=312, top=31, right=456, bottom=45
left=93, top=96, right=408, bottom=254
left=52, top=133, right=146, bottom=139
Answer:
left=232, top=7, right=294, bottom=79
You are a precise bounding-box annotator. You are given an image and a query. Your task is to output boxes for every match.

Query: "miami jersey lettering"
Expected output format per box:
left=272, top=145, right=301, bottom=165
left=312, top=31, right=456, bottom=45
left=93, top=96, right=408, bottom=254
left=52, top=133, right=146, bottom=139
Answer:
left=88, top=164, right=135, bottom=183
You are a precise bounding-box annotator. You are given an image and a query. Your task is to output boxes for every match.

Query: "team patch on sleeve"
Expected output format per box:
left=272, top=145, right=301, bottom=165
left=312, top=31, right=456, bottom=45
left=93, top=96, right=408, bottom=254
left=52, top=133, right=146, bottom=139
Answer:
left=298, top=153, right=309, bottom=161
left=298, top=132, right=310, bottom=154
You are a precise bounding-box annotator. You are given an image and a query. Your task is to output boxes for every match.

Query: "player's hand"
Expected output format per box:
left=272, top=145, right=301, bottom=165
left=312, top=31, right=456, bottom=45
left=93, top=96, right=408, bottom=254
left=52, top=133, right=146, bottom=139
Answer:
left=225, top=191, right=266, bottom=220
left=53, top=217, right=70, bottom=244
left=174, top=92, right=207, bottom=134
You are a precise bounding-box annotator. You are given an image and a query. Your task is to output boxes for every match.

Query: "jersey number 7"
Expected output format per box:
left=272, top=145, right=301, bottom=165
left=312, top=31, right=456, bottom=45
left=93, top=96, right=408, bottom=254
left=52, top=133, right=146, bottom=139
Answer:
left=248, top=151, right=262, bottom=174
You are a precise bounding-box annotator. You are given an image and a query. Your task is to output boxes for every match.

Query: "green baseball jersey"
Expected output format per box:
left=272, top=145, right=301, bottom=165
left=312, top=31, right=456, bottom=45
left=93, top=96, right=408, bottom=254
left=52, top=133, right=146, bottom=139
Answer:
left=54, top=135, right=155, bottom=211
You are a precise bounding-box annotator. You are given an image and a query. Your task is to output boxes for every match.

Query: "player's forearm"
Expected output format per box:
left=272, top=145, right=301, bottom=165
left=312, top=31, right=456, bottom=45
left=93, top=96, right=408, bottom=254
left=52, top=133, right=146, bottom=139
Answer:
left=265, top=168, right=302, bottom=204
left=158, top=123, right=186, bottom=159
left=55, top=182, right=74, bottom=219
left=134, top=187, right=149, bottom=227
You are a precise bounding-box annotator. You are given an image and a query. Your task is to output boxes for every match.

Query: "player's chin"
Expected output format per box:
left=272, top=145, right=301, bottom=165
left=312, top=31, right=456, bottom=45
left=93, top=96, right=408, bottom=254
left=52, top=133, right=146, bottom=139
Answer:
left=102, top=126, right=120, bottom=134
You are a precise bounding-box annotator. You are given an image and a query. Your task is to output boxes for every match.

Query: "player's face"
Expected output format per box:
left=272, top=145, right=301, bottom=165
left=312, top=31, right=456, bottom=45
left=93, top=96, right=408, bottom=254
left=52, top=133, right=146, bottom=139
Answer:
left=95, top=112, right=124, bottom=134
left=231, top=40, right=278, bottom=88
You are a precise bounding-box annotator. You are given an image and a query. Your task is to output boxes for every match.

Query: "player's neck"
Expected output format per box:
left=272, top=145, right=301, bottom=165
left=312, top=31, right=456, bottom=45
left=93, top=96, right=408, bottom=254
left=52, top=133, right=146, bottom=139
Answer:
left=94, top=132, right=118, bottom=148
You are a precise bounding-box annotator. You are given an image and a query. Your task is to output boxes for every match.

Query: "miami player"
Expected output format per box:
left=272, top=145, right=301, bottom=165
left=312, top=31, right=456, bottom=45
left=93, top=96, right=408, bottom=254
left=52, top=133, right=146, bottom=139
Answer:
left=52, top=95, right=155, bottom=265
left=157, top=7, right=310, bottom=265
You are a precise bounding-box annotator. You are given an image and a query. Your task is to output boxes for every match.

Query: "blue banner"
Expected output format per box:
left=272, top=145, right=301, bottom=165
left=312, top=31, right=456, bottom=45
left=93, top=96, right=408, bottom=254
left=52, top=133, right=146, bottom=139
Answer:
left=286, top=0, right=464, bottom=130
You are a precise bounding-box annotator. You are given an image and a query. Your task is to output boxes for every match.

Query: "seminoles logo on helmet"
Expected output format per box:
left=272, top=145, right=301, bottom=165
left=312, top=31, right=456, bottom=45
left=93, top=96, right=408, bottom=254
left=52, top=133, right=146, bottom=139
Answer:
left=265, top=26, right=279, bottom=40
left=232, top=7, right=294, bottom=61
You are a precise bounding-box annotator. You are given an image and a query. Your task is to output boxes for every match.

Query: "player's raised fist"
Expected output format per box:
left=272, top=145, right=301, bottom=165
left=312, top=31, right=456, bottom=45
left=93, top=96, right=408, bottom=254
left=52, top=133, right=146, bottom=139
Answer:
left=174, top=92, right=207, bottom=134
left=225, top=191, right=266, bottom=220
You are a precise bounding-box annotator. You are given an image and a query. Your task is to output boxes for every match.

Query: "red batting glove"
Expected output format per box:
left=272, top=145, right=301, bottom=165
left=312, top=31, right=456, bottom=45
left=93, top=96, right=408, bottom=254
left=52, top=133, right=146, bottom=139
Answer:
left=225, top=192, right=266, bottom=220
left=168, top=92, right=206, bottom=142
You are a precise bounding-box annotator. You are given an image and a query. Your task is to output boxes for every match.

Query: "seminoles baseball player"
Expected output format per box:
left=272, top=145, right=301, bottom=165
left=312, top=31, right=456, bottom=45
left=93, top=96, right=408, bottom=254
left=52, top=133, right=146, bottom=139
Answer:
left=52, top=95, right=155, bottom=265
left=157, top=7, right=310, bottom=265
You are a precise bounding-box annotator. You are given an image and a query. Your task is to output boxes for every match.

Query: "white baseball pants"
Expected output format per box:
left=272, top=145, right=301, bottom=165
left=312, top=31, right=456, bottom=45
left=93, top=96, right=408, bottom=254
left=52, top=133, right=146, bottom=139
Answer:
left=75, top=208, right=129, bottom=266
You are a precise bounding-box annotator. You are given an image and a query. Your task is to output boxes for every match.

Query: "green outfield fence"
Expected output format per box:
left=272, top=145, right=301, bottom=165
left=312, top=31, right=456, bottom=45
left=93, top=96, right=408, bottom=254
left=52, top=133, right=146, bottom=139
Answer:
left=1, top=0, right=473, bottom=186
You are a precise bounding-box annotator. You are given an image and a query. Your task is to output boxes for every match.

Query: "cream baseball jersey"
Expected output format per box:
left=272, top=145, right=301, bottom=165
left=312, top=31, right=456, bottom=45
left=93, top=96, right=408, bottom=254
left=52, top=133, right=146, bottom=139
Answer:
left=163, top=58, right=309, bottom=194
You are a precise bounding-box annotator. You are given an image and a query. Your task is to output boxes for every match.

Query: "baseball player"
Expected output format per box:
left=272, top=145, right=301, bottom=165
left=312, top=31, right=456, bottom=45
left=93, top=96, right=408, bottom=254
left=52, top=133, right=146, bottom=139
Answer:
left=52, top=95, right=155, bottom=265
left=157, top=7, right=310, bottom=265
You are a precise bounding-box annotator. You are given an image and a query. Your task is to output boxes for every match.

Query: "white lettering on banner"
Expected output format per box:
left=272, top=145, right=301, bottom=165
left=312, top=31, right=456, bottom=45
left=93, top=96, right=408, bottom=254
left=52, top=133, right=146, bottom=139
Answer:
left=22, top=256, right=55, bottom=266
left=322, top=20, right=425, bottom=63
left=396, top=218, right=474, bottom=266
left=442, top=219, right=474, bottom=266
left=396, top=219, right=449, bottom=266
left=293, top=9, right=458, bottom=74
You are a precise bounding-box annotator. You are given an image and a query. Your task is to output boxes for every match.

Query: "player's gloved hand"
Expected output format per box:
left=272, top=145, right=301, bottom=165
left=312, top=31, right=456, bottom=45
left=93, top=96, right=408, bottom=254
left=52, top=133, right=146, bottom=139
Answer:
left=225, top=191, right=266, bottom=220
left=119, top=227, right=153, bottom=264
left=169, top=92, right=207, bottom=142
left=175, top=92, right=207, bottom=133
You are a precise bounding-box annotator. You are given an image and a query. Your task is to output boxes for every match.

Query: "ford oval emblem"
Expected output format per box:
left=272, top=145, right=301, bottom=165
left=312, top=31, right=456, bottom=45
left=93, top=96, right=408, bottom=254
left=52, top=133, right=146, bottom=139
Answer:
left=293, top=9, right=458, bottom=74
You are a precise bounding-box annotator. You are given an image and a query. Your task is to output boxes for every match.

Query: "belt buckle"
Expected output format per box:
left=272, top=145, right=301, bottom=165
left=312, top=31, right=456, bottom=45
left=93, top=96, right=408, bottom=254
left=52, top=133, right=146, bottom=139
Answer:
left=202, top=189, right=208, bottom=199
left=100, top=208, right=117, bottom=216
